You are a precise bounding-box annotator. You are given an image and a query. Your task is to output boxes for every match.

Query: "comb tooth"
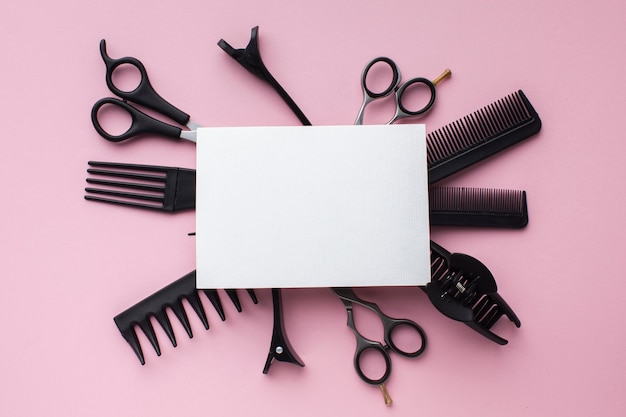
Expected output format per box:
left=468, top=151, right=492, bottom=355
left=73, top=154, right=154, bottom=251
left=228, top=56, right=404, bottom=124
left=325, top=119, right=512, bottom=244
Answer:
left=508, top=92, right=527, bottom=120
left=186, top=292, right=209, bottom=330
left=170, top=300, right=194, bottom=338
left=86, top=178, right=165, bottom=192
left=117, top=324, right=146, bottom=365
left=201, top=289, right=226, bottom=321
left=85, top=188, right=164, bottom=203
left=486, top=102, right=505, bottom=133
left=84, top=195, right=167, bottom=211
left=89, top=161, right=172, bottom=172
left=247, top=289, right=258, bottom=304
left=428, top=130, right=448, bottom=164
left=153, top=308, right=177, bottom=347
left=225, top=289, right=243, bottom=312
left=87, top=168, right=166, bottom=182
left=137, top=319, right=161, bottom=356
left=497, top=97, right=516, bottom=127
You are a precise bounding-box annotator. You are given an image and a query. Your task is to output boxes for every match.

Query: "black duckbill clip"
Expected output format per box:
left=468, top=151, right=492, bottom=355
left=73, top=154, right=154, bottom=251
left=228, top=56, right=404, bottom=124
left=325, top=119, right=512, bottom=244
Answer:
left=218, top=26, right=312, bottom=126
left=426, top=241, right=521, bottom=345
left=263, top=288, right=305, bottom=373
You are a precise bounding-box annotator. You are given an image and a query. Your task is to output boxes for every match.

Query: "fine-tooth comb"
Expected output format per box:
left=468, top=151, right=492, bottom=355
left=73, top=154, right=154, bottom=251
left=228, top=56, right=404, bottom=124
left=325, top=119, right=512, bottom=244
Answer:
left=427, top=90, right=541, bottom=184
left=426, top=241, right=521, bottom=345
left=429, top=186, right=528, bottom=228
left=85, top=161, right=196, bottom=212
left=114, top=270, right=258, bottom=365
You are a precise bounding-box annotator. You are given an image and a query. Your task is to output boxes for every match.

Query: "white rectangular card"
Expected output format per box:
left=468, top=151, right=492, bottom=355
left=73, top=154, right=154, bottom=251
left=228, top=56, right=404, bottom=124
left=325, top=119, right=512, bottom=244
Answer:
left=196, top=125, right=430, bottom=289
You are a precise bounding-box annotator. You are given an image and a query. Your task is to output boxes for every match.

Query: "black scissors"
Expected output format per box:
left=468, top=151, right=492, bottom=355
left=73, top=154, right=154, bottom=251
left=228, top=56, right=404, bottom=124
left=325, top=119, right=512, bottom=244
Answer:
left=91, top=39, right=201, bottom=143
left=354, top=57, right=451, bottom=125
left=331, top=287, right=427, bottom=405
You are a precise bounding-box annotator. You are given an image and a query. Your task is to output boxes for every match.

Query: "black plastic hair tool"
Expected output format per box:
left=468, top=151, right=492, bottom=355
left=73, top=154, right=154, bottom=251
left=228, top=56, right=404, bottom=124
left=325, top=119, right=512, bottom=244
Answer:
left=263, top=288, right=305, bottom=373
left=218, top=26, right=312, bottom=126
left=114, top=270, right=258, bottom=365
left=427, top=90, right=541, bottom=184
left=429, top=186, right=528, bottom=228
left=426, top=241, right=521, bottom=345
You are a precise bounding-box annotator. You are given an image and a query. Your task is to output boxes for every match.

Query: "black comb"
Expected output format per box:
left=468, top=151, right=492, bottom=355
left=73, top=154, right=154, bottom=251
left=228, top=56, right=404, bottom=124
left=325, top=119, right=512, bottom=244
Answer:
left=429, top=186, right=528, bottom=228
left=427, top=90, right=541, bottom=184
left=426, top=241, right=521, bottom=345
left=113, top=270, right=258, bottom=365
left=85, top=161, right=196, bottom=212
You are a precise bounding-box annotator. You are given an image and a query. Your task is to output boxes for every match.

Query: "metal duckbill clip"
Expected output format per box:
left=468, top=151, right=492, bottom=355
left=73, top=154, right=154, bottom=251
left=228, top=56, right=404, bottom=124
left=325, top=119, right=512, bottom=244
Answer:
left=218, top=26, right=312, bottom=126
left=263, top=288, right=305, bottom=373
left=426, top=241, right=521, bottom=345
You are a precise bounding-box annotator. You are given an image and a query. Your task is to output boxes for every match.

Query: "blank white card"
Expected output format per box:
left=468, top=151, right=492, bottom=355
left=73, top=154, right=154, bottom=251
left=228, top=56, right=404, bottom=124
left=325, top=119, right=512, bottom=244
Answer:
left=196, top=125, right=430, bottom=289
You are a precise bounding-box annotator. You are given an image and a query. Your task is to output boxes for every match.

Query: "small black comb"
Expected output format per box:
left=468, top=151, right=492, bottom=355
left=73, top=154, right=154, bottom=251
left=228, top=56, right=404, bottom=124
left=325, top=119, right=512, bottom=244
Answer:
left=113, top=270, right=258, bottom=365
left=427, top=90, right=541, bottom=184
left=429, top=186, right=528, bottom=228
left=85, top=161, right=196, bottom=212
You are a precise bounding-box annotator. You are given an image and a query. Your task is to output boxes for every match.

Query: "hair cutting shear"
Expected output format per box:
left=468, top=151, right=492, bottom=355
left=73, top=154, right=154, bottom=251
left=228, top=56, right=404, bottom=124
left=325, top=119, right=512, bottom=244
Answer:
left=331, top=287, right=427, bottom=405
left=354, top=57, right=451, bottom=125
left=91, top=39, right=201, bottom=143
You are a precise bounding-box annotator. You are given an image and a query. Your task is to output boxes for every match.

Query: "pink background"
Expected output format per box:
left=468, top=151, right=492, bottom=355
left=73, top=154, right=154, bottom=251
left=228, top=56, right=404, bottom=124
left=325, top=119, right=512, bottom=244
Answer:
left=2, top=1, right=625, bottom=415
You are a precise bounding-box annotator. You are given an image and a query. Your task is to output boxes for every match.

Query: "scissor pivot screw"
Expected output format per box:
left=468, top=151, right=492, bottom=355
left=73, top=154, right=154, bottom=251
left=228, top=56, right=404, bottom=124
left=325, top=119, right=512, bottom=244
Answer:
left=275, top=346, right=284, bottom=355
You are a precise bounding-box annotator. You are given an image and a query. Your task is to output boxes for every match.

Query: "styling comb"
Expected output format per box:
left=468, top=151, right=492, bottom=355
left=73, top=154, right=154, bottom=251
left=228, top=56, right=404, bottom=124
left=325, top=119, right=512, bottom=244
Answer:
left=428, top=90, right=541, bottom=184
left=429, top=186, right=528, bottom=228
left=114, top=270, right=258, bottom=365
left=426, top=241, right=521, bottom=345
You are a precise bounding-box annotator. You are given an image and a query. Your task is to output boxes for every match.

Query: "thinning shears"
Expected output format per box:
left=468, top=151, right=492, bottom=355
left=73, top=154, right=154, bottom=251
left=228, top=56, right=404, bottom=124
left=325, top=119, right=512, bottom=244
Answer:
left=354, top=56, right=451, bottom=125
left=91, top=39, right=201, bottom=143
left=332, top=287, right=427, bottom=405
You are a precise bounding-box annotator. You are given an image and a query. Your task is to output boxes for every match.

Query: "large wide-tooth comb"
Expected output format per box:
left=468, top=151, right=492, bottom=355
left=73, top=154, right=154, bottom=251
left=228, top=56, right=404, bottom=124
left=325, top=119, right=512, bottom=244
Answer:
left=114, top=270, right=257, bottom=365
left=429, top=186, right=528, bottom=228
left=427, top=90, right=541, bottom=184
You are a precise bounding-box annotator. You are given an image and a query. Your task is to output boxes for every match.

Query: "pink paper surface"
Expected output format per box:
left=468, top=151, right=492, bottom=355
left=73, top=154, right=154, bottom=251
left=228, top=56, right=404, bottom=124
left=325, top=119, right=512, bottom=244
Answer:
left=1, top=1, right=625, bottom=416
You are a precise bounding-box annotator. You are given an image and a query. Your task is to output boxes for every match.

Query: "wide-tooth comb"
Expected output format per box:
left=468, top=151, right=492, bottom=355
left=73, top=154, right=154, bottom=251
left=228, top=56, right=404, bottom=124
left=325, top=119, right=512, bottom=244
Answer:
left=85, top=161, right=196, bottom=212
left=429, top=186, right=528, bottom=228
left=113, top=270, right=258, bottom=365
left=427, top=90, right=541, bottom=184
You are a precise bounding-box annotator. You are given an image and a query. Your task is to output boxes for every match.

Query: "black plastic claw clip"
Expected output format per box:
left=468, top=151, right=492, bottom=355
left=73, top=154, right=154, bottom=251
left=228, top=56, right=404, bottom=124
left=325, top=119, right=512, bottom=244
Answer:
left=113, top=270, right=257, bottom=364
left=263, top=288, right=305, bottom=373
left=218, top=26, right=311, bottom=126
left=425, top=241, right=521, bottom=345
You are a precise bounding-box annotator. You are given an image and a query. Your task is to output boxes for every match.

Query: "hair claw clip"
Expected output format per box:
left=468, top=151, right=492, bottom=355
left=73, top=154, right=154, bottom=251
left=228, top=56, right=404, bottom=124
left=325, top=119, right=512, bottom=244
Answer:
left=218, top=26, right=312, bottom=126
left=426, top=241, right=521, bottom=345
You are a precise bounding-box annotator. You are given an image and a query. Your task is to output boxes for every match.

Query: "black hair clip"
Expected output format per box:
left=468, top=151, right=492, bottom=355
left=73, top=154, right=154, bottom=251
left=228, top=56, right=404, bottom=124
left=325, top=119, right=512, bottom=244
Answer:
left=426, top=241, right=521, bottom=345
left=218, top=26, right=311, bottom=126
left=263, top=288, right=305, bottom=373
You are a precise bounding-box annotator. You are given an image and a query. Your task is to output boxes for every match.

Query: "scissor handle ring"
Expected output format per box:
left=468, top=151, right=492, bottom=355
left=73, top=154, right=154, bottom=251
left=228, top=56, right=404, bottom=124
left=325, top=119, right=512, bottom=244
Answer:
left=385, top=320, right=427, bottom=358
left=396, top=78, right=437, bottom=116
left=361, top=57, right=400, bottom=99
left=91, top=97, right=182, bottom=142
left=100, top=39, right=152, bottom=101
left=354, top=344, right=392, bottom=386
left=104, top=56, right=152, bottom=100
left=91, top=98, right=141, bottom=142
